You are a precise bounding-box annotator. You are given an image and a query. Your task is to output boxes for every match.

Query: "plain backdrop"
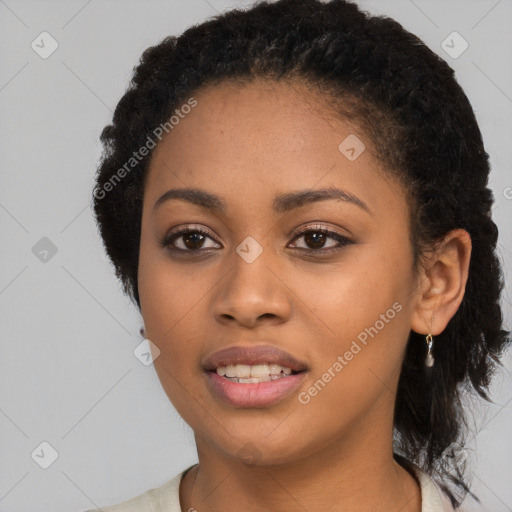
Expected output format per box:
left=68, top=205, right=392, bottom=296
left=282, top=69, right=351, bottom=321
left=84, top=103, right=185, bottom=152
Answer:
left=0, top=0, right=511, bottom=511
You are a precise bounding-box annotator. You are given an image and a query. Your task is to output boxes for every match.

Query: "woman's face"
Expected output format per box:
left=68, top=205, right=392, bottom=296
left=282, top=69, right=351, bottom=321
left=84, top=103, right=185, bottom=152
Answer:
left=138, top=79, right=420, bottom=465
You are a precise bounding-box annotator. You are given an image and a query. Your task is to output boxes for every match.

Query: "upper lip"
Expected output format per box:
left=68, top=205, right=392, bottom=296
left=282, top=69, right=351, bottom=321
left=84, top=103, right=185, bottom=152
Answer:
left=203, top=344, right=308, bottom=372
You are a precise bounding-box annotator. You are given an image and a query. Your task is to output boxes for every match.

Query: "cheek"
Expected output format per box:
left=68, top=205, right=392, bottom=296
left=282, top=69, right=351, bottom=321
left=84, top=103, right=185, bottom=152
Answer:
left=286, top=280, right=412, bottom=460
left=305, top=245, right=412, bottom=337
left=303, top=283, right=410, bottom=397
left=138, top=245, right=204, bottom=366
left=138, top=252, right=210, bottom=421
left=298, top=237, right=415, bottom=389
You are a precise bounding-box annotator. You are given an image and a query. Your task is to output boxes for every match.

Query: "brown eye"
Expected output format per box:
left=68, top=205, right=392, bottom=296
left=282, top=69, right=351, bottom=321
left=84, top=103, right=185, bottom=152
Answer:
left=303, top=231, right=328, bottom=249
left=161, top=227, right=221, bottom=252
left=289, top=226, right=353, bottom=254
left=180, top=231, right=206, bottom=250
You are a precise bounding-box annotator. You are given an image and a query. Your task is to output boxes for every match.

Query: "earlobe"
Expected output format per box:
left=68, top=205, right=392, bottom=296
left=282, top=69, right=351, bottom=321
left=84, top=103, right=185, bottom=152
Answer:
left=411, top=229, right=472, bottom=336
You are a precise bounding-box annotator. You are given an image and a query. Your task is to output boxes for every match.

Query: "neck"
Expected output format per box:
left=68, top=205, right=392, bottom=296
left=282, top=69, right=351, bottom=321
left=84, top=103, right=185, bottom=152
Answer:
left=180, top=426, right=421, bottom=512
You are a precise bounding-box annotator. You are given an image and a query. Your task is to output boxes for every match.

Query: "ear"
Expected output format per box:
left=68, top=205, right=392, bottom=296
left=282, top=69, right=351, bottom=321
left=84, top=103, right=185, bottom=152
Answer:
left=411, top=229, right=472, bottom=335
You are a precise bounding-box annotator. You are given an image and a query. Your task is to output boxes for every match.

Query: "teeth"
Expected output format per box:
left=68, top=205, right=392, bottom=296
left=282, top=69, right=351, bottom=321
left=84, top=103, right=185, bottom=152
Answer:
left=235, top=364, right=251, bottom=378
left=215, top=363, right=295, bottom=382
left=238, top=377, right=261, bottom=384
left=269, top=364, right=282, bottom=375
left=250, top=364, right=269, bottom=378
left=225, top=364, right=236, bottom=377
left=226, top=375, right=272, bottom=383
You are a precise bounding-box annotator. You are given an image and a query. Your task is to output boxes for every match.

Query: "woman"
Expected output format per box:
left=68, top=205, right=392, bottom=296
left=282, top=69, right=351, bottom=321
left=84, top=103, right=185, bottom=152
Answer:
left=87, top=0, right=510, bottom=510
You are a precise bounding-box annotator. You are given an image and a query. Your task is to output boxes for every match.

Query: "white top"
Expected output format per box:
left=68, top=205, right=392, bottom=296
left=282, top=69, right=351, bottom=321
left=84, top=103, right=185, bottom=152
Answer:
left=83, top=463, right=456, bottom=512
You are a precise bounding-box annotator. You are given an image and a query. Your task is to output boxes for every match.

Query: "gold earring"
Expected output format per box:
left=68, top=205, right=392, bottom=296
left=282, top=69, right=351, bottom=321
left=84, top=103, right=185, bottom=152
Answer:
left=425, top=333, right=434, bottom=367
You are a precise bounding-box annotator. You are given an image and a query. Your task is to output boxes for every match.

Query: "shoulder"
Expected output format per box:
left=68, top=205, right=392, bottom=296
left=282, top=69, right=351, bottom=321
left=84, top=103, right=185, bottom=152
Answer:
left=412, top=466, right=455, bottom=511
left=81, top=470, right=184, bottom=512
left=404, top=462, right=461, bottom=512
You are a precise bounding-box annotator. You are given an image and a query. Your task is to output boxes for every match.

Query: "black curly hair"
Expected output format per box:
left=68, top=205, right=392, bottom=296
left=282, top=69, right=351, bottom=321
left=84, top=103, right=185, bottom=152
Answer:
left=92, top=0, right=510, bottom=506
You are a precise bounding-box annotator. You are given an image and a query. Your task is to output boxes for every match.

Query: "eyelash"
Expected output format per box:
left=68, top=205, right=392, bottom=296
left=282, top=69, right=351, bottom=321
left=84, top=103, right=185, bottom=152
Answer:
left=160, top=224, right=353, bottom=256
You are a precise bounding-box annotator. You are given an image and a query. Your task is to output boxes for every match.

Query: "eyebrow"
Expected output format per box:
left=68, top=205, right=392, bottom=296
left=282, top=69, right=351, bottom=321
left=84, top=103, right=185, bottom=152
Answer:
left=153, top=186, right=370, bottom=214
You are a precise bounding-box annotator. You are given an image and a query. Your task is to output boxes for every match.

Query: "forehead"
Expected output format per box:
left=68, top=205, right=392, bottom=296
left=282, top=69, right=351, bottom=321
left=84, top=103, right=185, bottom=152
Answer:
left=144, top=79, right=403, bottom=215
left=159, top=79, right=346, bottom=153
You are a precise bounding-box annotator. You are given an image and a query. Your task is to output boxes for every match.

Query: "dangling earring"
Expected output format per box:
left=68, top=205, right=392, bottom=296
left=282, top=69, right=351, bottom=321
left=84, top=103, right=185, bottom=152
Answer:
left=139, top=325, right=146, bottom=338
left=425, top=333, right=434, bottom=367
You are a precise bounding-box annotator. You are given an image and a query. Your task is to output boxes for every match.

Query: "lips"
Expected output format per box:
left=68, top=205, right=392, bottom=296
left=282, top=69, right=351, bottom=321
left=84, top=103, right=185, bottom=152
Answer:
left=203, top=344, right=309, bottom=408
left=203, top=345, right=308, bottom=373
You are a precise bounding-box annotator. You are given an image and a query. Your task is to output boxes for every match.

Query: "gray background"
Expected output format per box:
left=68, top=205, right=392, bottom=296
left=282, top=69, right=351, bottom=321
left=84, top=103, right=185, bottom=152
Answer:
left=0, top=0, right=511, bottom=510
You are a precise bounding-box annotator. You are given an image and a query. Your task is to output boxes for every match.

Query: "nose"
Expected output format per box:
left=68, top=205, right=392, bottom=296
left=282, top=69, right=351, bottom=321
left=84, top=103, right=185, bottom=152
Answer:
left=211, top=244, right=292, bottom=328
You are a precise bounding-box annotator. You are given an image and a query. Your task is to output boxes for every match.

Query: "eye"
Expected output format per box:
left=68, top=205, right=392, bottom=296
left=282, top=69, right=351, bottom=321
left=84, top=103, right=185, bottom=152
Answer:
left=160, top=224, right=353, bottom=256
left=288, top=225, right=353, bottom=254
left=161, top=225, right=222, bottom=252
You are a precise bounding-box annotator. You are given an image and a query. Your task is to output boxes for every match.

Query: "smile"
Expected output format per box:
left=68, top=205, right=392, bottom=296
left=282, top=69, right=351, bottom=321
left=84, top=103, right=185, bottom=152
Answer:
left=216, top=363, right=294, bottom=383
left=203, top=344, right=309, bottom=408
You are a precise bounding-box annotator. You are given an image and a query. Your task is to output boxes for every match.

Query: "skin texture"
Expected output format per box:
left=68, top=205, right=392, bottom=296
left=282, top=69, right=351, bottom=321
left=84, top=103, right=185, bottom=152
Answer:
left=137, top=79, right=471, bottom=512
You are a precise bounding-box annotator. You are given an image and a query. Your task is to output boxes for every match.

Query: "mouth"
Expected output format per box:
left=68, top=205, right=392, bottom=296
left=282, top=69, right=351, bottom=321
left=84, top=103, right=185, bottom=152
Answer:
left=203, top=345, right=308, bottom=408
left=213, top=363, right=299, bottom=383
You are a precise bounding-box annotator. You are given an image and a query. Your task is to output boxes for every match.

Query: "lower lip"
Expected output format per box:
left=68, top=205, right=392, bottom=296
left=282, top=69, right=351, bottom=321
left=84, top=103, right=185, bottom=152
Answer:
left=206, top=371, right=307, bottom=408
